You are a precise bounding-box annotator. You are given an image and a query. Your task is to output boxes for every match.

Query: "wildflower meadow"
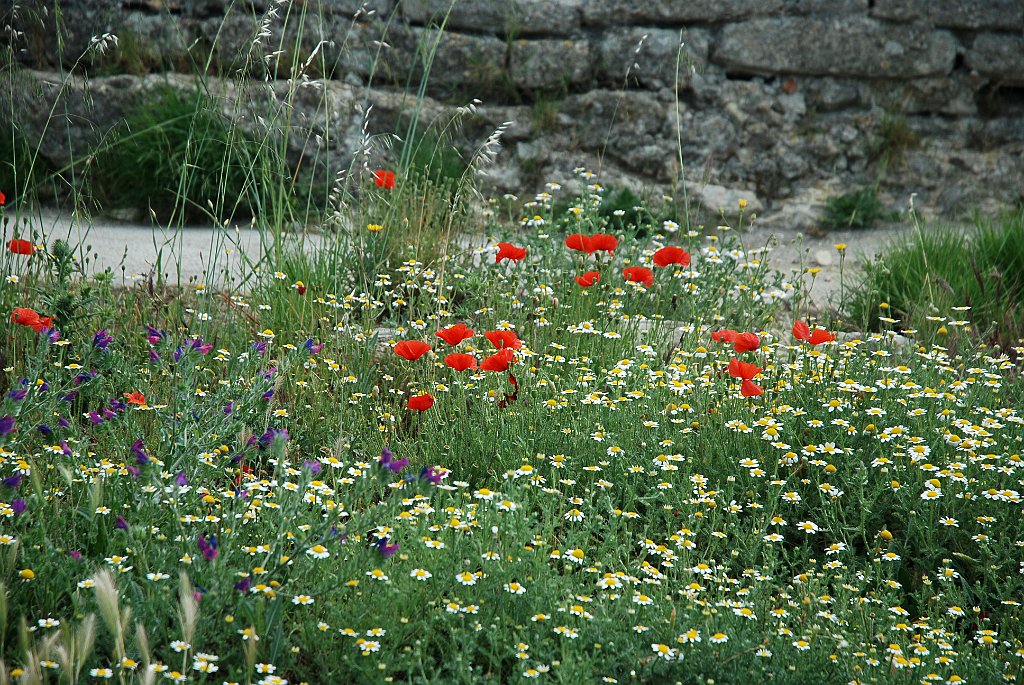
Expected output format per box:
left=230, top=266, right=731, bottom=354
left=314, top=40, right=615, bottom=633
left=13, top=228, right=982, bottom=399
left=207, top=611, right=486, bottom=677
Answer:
left=2, top=172, right=1024, bottom=685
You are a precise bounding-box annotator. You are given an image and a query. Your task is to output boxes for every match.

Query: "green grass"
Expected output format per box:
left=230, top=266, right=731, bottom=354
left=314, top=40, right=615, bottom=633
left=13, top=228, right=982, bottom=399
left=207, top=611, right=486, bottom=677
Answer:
left=91, top=86, right=276, bottom=224
left=3, top=3, right=1024, bottom=683
left=844, top=208, right=1024, bottom=350
left=821, top=187, right=894, bottom=230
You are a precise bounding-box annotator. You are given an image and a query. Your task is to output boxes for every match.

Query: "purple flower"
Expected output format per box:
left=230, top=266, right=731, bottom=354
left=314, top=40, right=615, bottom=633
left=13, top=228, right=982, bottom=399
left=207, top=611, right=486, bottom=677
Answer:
left=196, top=534, right=218, bottom=561
left=378, top=447, right=408, bottom=474
left=44, top=328, right=61, bottom=343
left=92, top=329, right=113, bottom=351
left=115, top=516, right=128, bottom=530
left=303, top=460, right=322, bottom=475
left=145, top=326, right=166, bottom=346
left=60, top=440, right=72, bottom=456
left=304, top=339, right=324, bottom=355
left=252, top=341, right=268, bottom=355
left=11, top=499, right=26, bottom=516
left=69, top=549, right=82, bottom=561
left=184, top=338, right=213, bottom=355
left=419, top=466, right=449, bottom=484
left=58, top=417, right=70, bottom=429
left=131, top=439, right=149, bottom=464
left=261, top=389, right=274, bottom=401
left=149, top=349, right=160, bottom=363
left=7, top=389, right=27, bottom=401
left=37, top=424, right=52, bottom=436
left=2, top=474, right=23, bottom=489
left=376, top=537, right=399, bottom=559
left=174, top=471, right=188, bottom=487
left=234, top=577, right=251, bottom=593
left=0, top=416, right=14, bottom=437
left=223, top=401, right=234, bottom=415
left=126, top=465, right=139, bottom=477
left=88, top=411, right=103, bottom=425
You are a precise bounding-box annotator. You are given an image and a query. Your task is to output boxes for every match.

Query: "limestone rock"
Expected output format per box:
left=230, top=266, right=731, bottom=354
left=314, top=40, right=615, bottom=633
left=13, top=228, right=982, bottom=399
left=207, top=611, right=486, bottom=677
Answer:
left=582, top=0, right=782, bottom=26
left=596, top=28, right=710, bottom=90
left=966, top=34, right=1024, bottom=85
left=400, top=0, right=582, bottom=36
left=714, top=17, right=957, bottom=78
left=698, top=185, right=764, bottom=218
left=871, top=0, right=1024, bottom=30
left=509, top=39, right=592, bottom=91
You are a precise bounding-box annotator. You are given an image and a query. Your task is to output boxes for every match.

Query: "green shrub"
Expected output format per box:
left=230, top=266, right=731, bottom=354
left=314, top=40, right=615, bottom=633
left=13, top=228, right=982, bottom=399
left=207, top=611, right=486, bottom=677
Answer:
left=92, top=86, right=278, bottom=224
left=845, top=208, right=1024, bottom=349
left=822, top=188, right=893, bottom=230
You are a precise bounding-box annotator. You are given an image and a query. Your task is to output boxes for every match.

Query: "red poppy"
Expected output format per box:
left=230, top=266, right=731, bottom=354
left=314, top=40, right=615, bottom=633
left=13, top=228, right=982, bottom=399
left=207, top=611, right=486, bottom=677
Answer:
left=727, top=357, right=762, bottom=380
left=732, top=332, right=760, bottom=353
left=565, top=233, right=593, bottom=254
left=495, top=242, right=527, bottom=264
left=793, top=320, right=835, bottom=345
left=740, top=379, right=764, bottom=397
left=480, top=348, right=515, bottom=372
left=124, top=391, right=147, bottom=405
left=393, top=340, right=432, bottom=361
left=623, top=266, right=654, bottom=287
left=6, top=239, right=33, bottom=255
left=485, top=330, right=522, bottom=350
left=0, top=190, right=5, bottom=206
left=711, top=329, right=738, bottom=344
left=373, top=169, right=396, bottom=189
left=575, top=271, right=600, bottom=287
left=444, top=353, right=478, bottom=372
left=589, top=233, right=618, bottom=253
left=435, top=323, right=474, bottom=346
left=407, top=393, right=434, bottom=411
left=11, top=307, right=53, bottom=333
left=652, top=245, right=690, bottom=268
left=808, top=329, right=835, bottom=345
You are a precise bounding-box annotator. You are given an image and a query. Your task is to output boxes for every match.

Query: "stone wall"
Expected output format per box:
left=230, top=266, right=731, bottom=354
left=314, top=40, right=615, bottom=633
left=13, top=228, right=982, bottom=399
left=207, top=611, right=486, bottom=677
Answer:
left=4, top=0, right=1023, bottom=223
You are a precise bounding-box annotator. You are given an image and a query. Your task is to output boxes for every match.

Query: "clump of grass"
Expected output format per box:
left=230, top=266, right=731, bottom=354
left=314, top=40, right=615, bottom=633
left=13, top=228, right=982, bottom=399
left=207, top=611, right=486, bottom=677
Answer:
left=845, top=207, right=1024, bottom=350
left=822, top=187, right=893, bottom=230
left=92, top=86, right=275, bottom=224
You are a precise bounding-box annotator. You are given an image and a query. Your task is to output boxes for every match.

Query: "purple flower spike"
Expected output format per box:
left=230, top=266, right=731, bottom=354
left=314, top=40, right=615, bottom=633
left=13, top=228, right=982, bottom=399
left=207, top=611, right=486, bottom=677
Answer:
left=376, top=537, right=400, bottom=559
left=131, top=439, right=149, bottom=465
left=69, top=550, right=83, bottom=561
left=0, top=416, right=14, bottom=437
left=419, top=466, right=449, bottom=484
left=303, top=460, right=322, bottom=475
left=196, top=534, right=218, bottom=561
left=174, top=471, right=188, bottom=487
left=11, top=499, right=27, bottom=516
left=2, top=474, right=23, bottom=489
left=234, top=577, right=251, bottom=593
left=92, top=329, right=113, bottom=351
left=7, top=389, right=27, bottom=401
left=115, top=516, right=128, bottom=530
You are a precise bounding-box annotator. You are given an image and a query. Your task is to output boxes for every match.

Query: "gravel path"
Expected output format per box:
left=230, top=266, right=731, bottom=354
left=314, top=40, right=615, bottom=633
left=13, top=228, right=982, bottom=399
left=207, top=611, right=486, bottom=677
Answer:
left=8, top=208, right=914, bottom=308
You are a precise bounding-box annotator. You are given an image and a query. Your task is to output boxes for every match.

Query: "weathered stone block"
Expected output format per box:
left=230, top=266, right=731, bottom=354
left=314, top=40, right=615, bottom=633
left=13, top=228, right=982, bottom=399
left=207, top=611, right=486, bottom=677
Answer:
left=871, top=0, right=1023, bottom=30
left=596, top=27, right=710, bottom=90
left=783, top=0, right=868, bottom=14
left=582, top=0, right=782, bottom=27
left=321, top=0, right=395, bottom=18
left=399, top=0, right=581, bottom=37
left=967, top=34, right=1024, bottom=84
left=714, top=17, right=956, bottom=78
left=384, top=28, right=509, bottom=97
left=509, top=39, right=591, bottom=90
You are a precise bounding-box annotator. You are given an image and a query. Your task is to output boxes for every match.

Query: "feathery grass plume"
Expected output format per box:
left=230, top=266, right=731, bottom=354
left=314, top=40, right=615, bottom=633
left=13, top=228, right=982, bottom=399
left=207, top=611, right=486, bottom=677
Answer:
left=0, top=582, right=6, bottom=637
left=92, top=569, right=126, bottom=661
left=49, top=614, right=94, bottom=684
left=177, top=571, right=199, bottom=650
